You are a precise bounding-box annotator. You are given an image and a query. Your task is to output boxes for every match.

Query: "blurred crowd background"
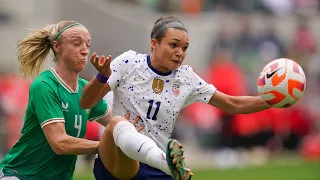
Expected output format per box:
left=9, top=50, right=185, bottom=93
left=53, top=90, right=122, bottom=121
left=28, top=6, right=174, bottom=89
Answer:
left=0, top=0, right=320, bottom=169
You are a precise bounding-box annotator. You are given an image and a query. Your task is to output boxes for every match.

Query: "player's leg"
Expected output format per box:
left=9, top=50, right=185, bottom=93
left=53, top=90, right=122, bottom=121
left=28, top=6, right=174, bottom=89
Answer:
left=112, top=118, right=194, bottom=180
left=97, top=114, right=170, bottom=179
left=97, top=114, right=193, bottom=179
left=96, top=116, right=140, bottom=179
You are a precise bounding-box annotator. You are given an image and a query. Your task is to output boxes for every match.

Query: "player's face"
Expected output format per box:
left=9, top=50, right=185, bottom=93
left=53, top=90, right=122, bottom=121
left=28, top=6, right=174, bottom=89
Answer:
left=57, top=26, right=91, bottom=72
left=152, top=28, right=189, bottom=72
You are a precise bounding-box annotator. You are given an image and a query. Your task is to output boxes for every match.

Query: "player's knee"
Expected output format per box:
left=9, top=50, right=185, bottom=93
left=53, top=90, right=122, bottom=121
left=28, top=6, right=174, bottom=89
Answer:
left=100, top=116, right=127, bottom=139
left=108, top=116, right=127, bottom=130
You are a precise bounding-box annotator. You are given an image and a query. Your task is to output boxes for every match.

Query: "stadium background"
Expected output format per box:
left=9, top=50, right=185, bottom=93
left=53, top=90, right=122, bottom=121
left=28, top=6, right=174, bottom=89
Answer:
left=0, top=0, right=319, bottom=179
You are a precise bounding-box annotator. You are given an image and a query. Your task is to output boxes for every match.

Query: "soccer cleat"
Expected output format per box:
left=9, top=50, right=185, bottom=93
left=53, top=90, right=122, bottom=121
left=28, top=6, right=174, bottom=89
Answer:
left=166, top=139, right=194, bottom=180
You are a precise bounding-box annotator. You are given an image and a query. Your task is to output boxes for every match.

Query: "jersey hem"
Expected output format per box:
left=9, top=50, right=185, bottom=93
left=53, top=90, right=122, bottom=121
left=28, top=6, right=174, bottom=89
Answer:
left=205, top=86, right=217, bottom=104
left=0, top=168, right=3, bottom=177
left=41, top=118, right=65, bottom=128
left=88, top=106, right=109, bottom=121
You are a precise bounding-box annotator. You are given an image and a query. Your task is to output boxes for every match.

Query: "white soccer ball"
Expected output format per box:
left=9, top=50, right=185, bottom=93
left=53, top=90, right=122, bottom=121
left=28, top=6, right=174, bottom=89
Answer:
left=257, top=58, right=306, bottom=108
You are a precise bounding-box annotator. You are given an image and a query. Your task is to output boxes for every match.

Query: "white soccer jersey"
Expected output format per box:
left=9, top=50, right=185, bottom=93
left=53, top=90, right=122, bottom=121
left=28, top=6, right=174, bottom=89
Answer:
left=107, top=50, right=216, bottom=151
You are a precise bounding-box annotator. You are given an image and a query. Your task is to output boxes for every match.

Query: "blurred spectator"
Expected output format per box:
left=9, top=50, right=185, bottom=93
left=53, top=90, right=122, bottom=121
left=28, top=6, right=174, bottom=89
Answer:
left=300, top=131, right=320, bottom=161
left=210, top=0, right=257, bottom=13
left=180, top=0, right=203, bottom=14
left=112, top=0, right=139, bottom=4
left=234, top=0, right=258, bottom=13
left=282, top=106, right=314, bottom=149
left=289, top=17, right=317, bottom=70
left=234, top=16, right=259, bottom=63
left=179, top=66, right=221, bottom=148
left=0, top=12, right=10, bottom=25
left=115, top=0, right=320, bottom=15
left=157, top=0, right=173, bottom=12
left=304, top=54, right=320, bottom=115
left=0, top=75, right=30, bottom=151
left=294, top=0, right=319, bottom=17
left=261, top=0, right=294, bottom=16
left=258, top=27, right=286, bottom=63
left=183, top=49, right=249, bottom=149
left=158, top=0, right=181, bottom=12
left=210, top=0, right=231, bottom=10
left=210, top=23, right=236, bottom=65
left=233, top=15, right=261, bottom=93
left=0, top=3, right=10, bottom=25
left=208, top=49, right=248, bottom=98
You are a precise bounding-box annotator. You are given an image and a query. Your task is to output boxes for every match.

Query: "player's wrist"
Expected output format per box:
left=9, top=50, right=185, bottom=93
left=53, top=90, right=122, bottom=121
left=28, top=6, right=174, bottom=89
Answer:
left=96, top=73, right=109, bottom=84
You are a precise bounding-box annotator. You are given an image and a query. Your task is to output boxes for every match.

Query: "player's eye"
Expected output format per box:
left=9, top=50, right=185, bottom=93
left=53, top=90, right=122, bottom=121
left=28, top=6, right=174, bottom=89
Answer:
left=73, top=42, right=81, bottom=46
left=86, top=44, right=91, bottom=48
left=170, top=43, right=177, bottom=48
left=182, top=46, right=188, bottom=51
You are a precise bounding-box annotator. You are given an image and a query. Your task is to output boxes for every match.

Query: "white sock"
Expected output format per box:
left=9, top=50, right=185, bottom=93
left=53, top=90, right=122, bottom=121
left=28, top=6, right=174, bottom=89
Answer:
left=113, top=121, right=171, bottom=175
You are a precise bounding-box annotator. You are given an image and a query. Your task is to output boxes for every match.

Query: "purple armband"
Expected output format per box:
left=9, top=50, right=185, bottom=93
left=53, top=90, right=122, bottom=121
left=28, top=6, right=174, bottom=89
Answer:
left=96, top=73, right=109, bottom=84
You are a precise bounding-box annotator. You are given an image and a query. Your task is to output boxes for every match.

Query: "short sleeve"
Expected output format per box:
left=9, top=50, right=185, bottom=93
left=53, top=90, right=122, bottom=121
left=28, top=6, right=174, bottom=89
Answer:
left=183, top=66, right=216, bottom=108
left=30, top=81, right=64, bottom=128
left=88, top=98, right=109, bottom=121
left=107, top=50, right=136, bottom=90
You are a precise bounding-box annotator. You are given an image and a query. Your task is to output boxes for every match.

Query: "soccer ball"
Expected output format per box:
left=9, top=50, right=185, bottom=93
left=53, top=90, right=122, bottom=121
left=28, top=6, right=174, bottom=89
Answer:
left=257, top=58, right=306, bottom=108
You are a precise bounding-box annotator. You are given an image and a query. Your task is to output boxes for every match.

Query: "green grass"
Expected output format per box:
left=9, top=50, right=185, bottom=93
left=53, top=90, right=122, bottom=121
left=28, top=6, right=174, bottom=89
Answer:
left=191, top=161, right=320, bottom=180
left=74, top=159, right=320, bottom=180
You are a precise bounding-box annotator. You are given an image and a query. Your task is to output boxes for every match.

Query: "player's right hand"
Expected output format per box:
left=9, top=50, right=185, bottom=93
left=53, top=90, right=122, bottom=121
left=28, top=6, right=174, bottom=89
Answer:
left=125, top=112, right=144, bottom=132
left=90, top=52, right=112, bottom=77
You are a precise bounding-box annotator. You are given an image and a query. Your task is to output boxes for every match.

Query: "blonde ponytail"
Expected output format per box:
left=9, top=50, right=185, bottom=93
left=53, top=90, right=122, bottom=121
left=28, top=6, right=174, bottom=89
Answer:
left=18, top=20, right=79, bottom=78
left=18, top=25, right=55, bottom=78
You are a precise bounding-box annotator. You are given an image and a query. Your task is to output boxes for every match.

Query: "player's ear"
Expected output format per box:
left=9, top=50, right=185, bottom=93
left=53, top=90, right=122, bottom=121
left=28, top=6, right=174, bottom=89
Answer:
left=52, top=40, right=61, bottom=54
left=151, top=38, right=158, bottom=50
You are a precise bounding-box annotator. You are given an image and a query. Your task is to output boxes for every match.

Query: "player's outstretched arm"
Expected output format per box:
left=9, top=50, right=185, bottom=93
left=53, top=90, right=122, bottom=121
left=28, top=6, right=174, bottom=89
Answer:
left=43, top=122, right=99, bottom=155
left=81, top=53, right=112, bottom=109
left=209, top=90, right=271, bottom=114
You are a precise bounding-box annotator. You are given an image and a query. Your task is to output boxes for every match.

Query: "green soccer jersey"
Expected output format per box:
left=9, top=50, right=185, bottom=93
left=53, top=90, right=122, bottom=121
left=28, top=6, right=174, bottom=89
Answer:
left=0, top=68, right=109, bottom=180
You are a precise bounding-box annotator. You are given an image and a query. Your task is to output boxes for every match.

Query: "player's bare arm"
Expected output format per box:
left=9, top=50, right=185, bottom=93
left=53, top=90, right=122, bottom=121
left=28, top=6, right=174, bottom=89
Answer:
left=209, top=90, right=271, bottom=114
left=81, top=53, right=112, bottom=109
left=43, top=122, right=99, bottom=155
left=96, top=106, right=112, bottom=127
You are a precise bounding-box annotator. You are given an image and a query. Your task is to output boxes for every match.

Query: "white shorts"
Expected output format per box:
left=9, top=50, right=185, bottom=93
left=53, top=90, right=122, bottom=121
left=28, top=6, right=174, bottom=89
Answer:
left=0, top=177, right=20, bottom=180
left=0, top=169, right=20, bottom=180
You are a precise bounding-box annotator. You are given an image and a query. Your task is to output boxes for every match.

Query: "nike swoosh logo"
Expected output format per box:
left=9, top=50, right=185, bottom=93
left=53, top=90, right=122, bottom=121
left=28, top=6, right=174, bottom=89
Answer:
left=266, top=67, right=284, bottom=79
left=134, top=77, right=144, bottom=82
left=158, top=152, right=166, bottom=161
left=137, top=142, right=146, bottom=152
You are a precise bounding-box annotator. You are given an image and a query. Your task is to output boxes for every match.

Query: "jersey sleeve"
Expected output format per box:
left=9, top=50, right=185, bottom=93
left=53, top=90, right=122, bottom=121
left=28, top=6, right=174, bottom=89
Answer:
left=107, top=50, right=137, bottom=90
left=30, top=81, right=64, bottom=128
left=183, top=66, right=217, bottom=108
left=88, top=98, right=109, bottom=121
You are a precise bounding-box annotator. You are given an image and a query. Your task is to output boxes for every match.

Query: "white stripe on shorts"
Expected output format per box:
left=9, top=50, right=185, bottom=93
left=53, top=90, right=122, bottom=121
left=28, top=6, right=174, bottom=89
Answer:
left=0, top=177, right=20, bottom=180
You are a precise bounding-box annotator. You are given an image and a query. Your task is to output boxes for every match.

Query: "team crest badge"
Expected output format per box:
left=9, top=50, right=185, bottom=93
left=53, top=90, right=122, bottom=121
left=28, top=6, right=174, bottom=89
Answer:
left=172, top=80, right=181, bottom=97
left=152, top=77, right=164, bottom=94
left=62, top=102, right=68, bottom=112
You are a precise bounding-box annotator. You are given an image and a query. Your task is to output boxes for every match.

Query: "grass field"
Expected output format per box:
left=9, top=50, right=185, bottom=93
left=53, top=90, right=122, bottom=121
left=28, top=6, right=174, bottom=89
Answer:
left=74, top=158, right=320, bottom=180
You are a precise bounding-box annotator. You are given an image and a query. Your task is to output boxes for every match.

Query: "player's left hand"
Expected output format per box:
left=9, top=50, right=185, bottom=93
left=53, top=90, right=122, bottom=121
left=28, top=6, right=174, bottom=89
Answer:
left=125, top=112, right=144, bottom=132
